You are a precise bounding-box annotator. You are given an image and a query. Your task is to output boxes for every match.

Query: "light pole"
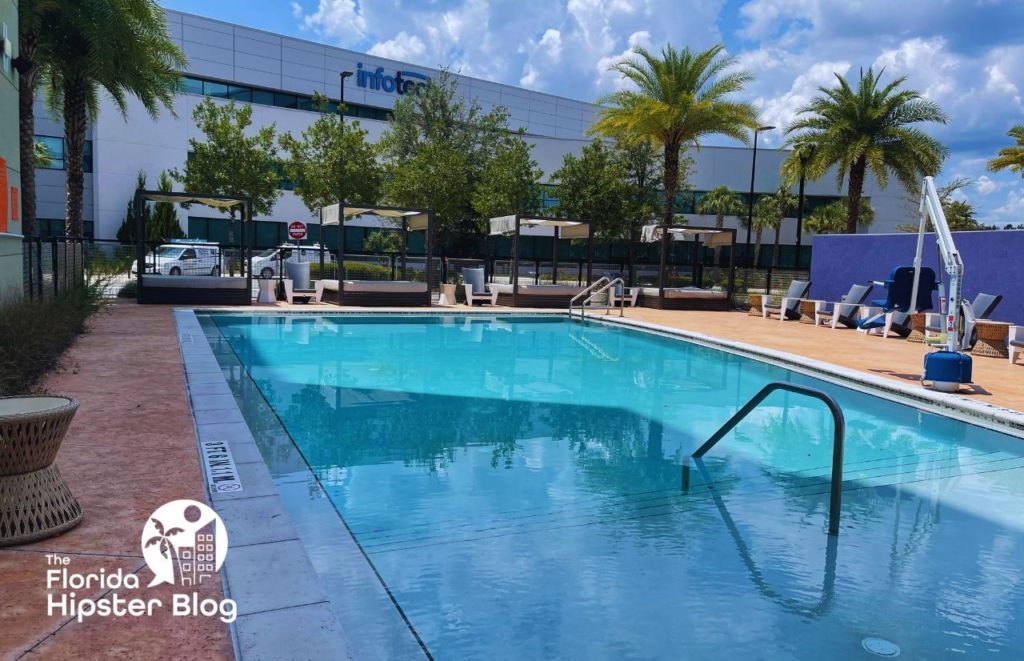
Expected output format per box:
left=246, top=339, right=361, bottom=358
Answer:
left=795, top=152, right=808, bottom=268
left=745, top=125, right=775, bottom=267
left=338, top=71, right=353, bottom=122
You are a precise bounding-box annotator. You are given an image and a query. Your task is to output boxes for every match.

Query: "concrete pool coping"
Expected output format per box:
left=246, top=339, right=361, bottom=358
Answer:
left=175, top=306, right=1024, bottom=659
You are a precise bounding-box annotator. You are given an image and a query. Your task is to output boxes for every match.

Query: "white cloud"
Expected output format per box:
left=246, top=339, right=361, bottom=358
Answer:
left=368, top=32, right=427, bottom=62
left=976, top=176, right=998, bottom=196
left=298, top=0, right=367, bottom=44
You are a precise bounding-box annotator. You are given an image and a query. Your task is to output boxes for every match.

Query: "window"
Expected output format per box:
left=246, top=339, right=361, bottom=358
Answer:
left=181, top=77, right=204, bottom=95
left=274, top=92, right=298, bottom=109
left=34, top=136, right=93, bottom=173
left=35, top=219, right=94, bottom=241
left=252, top=89, right=274, bottom=105
left=180, top=248, right=197, bottom=260
left=203, top=80, right=229, bottom=98
left=228, top=85, right=251, bottom=102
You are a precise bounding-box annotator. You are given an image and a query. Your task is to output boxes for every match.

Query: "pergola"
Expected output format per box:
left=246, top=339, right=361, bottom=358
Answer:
left=488, top=214, right=594, bottom=307
left=321, top=203, right=434, bottom=306
left=640, top=223, right=736, bottom=310
left=134, top=189, right=253, bottom=305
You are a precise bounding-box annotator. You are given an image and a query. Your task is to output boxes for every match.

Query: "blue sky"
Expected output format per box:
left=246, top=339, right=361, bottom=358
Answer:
left=161, top=0, right=1024, bottom=224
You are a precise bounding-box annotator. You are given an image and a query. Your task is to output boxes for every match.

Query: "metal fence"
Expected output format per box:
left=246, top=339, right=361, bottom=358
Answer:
left=22, top=238, right=87, bottom=301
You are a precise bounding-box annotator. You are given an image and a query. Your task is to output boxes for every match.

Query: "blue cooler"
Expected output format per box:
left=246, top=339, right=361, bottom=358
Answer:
left=923, top=351, right=972, bottom=392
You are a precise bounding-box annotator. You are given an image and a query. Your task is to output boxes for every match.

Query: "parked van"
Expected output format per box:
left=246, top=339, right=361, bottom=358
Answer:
left=251, top=244, right=334, bottom=279
left=130, top=240, right=225, bottom=276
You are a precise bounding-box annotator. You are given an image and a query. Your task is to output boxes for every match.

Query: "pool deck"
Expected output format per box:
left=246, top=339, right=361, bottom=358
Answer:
left=1, top=301, right=1022, bottom=660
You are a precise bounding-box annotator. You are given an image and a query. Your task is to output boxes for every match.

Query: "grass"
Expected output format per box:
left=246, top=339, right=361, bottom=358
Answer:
left=0, top=280, right=106, bottom=396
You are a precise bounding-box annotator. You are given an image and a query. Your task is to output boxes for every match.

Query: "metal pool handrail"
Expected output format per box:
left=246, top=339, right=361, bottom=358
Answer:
left=689, top=382, right=846, bottom=536
left=569, top=276, right=625, bottom=320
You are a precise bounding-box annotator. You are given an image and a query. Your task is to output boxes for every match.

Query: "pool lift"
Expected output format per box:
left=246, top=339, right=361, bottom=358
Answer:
left=913, top=176, right=972, bottom=392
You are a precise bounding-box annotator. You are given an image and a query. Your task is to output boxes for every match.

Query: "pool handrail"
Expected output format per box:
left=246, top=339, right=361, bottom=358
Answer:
left=690, top=381, right=846, bottom=536
left=570, top=276, right=626, bottom=320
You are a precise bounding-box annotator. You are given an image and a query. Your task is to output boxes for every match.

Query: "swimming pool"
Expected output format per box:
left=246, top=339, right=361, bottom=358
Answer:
left=202, top=313, right=1024, bottom=659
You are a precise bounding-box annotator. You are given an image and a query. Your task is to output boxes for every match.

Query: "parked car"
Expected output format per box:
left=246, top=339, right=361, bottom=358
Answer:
left=130, top=241, right=225, bottom=276
left=251, top=244, right=334, bottom=279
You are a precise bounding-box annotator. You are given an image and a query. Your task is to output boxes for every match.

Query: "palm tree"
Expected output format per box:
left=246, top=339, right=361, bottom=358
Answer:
left=144, top=517, right=184, bottom=583
left=805, top=198, right=875, bottom=234
left=591, top=44, right=759, bottom=228
left=43, top=0, right=185, bottom=238
left=987, top=125, right=1024, bottom=177
left=751, top=187, right=796, bottom=267
left=696, top=185, right=742, bottom=262
left=782, top=68, right=948, bottom=234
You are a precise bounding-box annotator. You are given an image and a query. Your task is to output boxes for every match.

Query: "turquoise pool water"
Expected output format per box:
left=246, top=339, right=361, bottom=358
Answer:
left=207, top=313, right=1024, bottom=659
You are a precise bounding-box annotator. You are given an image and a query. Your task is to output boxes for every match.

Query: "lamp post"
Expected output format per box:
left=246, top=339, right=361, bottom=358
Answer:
left=795, top=152, right=808, bottom=268
left=338, top=71, right=353, bottom=122
left=745, top=125, right=775, bottom=267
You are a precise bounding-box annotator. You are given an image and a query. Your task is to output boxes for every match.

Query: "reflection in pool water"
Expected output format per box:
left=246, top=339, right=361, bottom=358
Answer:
left=207, top=314, right=1024, bottom=659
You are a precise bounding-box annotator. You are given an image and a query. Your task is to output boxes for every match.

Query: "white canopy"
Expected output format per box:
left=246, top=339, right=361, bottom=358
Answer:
left=322, top=204, right=430, bottom=231
left=141, top=193, right=246, bottom=211
left=640, top=224, right=732, bottom=247
left=489, top=215, right=591, bottom=239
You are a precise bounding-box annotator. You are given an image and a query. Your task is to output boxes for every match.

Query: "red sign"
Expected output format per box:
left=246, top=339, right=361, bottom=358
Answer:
left=287, top=221, right=307, bottom=240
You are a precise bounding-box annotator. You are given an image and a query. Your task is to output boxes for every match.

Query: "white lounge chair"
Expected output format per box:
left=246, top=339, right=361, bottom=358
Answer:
left=462, top=267, right=498, bottom=306
left=283, top=279, right=325, bottom=304
left=814, top=283, right=874, bottom=329
left=762, top=280, right=811, bottom=320
left=1010, top=326, right=1023, bottom=366
left=609, top=284, right=639, bottom=307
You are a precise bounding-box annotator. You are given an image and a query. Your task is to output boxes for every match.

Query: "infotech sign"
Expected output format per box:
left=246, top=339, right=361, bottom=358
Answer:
left=355, top=63, right=429, bottom=96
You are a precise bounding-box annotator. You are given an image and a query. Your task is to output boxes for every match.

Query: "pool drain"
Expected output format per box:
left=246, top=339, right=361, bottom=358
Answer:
left=862, top=637, right=901, bottom=657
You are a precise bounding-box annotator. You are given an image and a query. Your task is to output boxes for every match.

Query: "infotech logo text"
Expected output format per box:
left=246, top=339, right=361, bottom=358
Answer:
left=355, top=63, right=429, bottom=96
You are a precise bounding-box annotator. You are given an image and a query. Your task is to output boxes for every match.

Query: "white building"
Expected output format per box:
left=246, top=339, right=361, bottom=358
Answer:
left=32, top=8, right=908, bottom=252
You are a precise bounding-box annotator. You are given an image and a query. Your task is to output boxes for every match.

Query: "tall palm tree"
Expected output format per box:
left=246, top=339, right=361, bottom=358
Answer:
left=987, top=125, right=1024, bottom=177
left=43, top=0, right=185, bottom=238
left=591, top=44, right=759, bottom=227
left=782, top=68, right=948, bottom=234
left=751, top=187, right=796, bottom=267
left=696, top=185, right=743, bottom=262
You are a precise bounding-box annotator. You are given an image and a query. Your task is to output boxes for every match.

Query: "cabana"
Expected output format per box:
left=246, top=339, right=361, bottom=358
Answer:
left=488, top=214, right=594, bottom=308
left=637, top=224, right=736, bottom=310
left=320, top=204, right=434, bottom=306
left=134, top=190, right=252, bottom=305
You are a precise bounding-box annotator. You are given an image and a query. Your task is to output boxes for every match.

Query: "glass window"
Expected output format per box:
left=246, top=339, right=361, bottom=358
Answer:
left=180, top=248, right=197, bottom=260
left=181, top=77, right=204, bottom=95
left=297, top=96, right=316, bottom=112
left=228, top=85, right=251, bottom=102
left=252, top=89, right=274, bottom=106
left=36, top=136, right=65, bottom=170
left=203, top=80, right=229, bottom=98
left=274, top=93, right=298, bottom=109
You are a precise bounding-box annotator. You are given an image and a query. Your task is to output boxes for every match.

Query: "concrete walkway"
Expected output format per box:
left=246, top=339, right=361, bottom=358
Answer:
left=0, top=305, right=231, bottom=660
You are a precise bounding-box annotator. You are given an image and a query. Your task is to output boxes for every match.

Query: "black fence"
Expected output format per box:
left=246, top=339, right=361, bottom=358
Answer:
left=22, top=238, right=87, bottom=301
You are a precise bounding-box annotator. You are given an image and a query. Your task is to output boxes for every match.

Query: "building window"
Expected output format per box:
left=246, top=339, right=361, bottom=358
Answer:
left=35, top=219, right=95, bottom=240
left=35, top=136, right=93, bottom=173
left=2, top=22, right=11, bottom=76
left=178, top=75, right=392, bottom=122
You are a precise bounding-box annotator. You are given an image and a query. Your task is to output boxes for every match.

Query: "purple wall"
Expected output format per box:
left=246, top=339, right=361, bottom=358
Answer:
left=809, top=230, right=1024, bottom=325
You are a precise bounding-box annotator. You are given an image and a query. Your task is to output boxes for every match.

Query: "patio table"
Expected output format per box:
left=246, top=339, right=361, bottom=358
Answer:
left=0, top=396, right=82, bottom=546
left=973, top=320, right=1011, bottom=358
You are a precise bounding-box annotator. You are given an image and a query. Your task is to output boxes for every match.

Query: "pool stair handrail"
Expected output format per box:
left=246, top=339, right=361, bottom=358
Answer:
left=570, top=276, right=626, bottom=320
left=685, top=381, right=846, bottom=536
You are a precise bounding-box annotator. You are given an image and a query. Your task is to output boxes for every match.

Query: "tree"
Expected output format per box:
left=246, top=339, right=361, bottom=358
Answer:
left=43, top=0, right=185, bottom=237
left=115, top=170, right=183, bottom=244
left=173, top=99, right=280, bottom=243
left=379, top=69, right=513, bottom=248
left=896, top=178, right=991, bottom=232
left=471, top=136, right=543, bottom=220
left=805, top=199, right=875, bottom=234
left=363, top=230, right=402, bottom=253
left=987, top=125, right=1024, bottom=177
left=591, top=44, right=758, bottom=228
left=279, top=92, right=382, bottom=219
left=783, top=67, right=948, bottom=234
left=750, top=187, right=796, bottom=267
left=550, top=140, right=631, bottom=239
left=615, top=139, right=663, bottom=228
left=33, top=141, right=53, bottom=169
left=696, top=185, right=743, bottom=261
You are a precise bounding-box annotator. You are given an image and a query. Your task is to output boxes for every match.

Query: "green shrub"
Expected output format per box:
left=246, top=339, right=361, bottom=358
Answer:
left=0, top=281, right=106, bottom=396
left=310, top=261, right=392, bottom=280
left=117, top=281, right=138, bottom=298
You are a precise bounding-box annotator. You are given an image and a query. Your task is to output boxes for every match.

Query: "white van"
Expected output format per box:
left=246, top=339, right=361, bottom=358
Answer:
left=131, top=241, right=225, bottom=276
left=251, top=244, right=334, bottom=279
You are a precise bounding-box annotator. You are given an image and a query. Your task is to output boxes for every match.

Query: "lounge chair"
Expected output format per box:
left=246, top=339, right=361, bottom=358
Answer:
left=814, top=283, right=874, bottom=329
left=462, top=267, right=498, bottom=306
left=609, top=281, right=640, bottom=307
left=924, top=292, right=1002, bottom=350
left=282, top=279, right=325, bottom=304
left=1010, top=326, right=1023, bottom=365
left=761, top=280, right=811, bottom=320
left=858, top=267, right=936, bottom=338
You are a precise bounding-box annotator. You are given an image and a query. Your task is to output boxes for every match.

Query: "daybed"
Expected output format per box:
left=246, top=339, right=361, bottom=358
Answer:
left=321, top=279, right=429, bottom=306
left=142, top=275, right=250, bottom=305
left=638, top=286, right=730, bottom=310
left=490, top=283, right=586, bottom=308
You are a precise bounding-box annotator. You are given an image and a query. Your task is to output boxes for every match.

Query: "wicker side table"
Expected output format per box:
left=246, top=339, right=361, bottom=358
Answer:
left=973, top=321, right=1011, bottom=358
left=748, top=293, right=764, bottom=317
left=0, top=396, right=83, bottom=546
left=906, top=312, right=927, bottom=343
left=798, top=299, right=821, bottom=324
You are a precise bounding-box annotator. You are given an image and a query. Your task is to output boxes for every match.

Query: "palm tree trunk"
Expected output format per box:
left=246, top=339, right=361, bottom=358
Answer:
left=662, top=141, right=681, bottom=226
left=63, top=75, right=89, bottom=238
left=846, top=156, right=867, bottom=234
left=713, top=212, right=724, bottom=263
left=771, top=224, right=781, bottom=268
left=17, top=33, right=39, bottom=236
left=753, top=228, right=763, bottom=267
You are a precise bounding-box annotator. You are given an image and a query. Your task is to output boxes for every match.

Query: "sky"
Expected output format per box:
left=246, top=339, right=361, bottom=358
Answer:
left=160, top=0, right=1024, bottom=225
